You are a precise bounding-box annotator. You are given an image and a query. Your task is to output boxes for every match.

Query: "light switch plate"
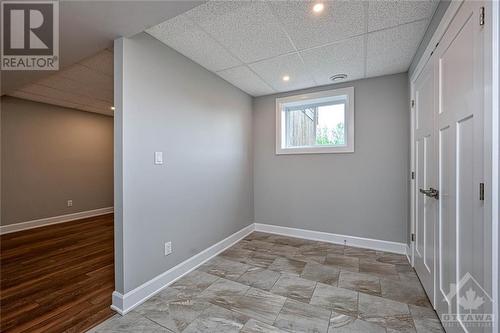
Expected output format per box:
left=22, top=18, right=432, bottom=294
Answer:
left=154, top=151, right=163, bottom=165
left=164, top=241, right=172, bottom=256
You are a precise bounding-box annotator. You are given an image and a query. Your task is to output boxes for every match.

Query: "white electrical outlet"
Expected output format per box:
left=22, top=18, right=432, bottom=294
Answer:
left=67, top=200, right=73, bottom=207
left=155, top=151, right=164, bottom=165
left=164, top=241, right=172, bottom=256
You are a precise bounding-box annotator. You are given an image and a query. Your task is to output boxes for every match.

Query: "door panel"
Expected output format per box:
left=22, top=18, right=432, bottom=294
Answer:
left=438, top=124, right=456, bottom=312
left=434, top=1, right=488, bottom=332
left=414, top=57, right=437, bottom=304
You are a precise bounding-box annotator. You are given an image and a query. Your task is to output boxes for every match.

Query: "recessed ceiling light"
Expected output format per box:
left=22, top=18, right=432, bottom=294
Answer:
left=330, top=74, right=348, bottom=81
left=313, top=3, right=324, bottom=13
left=282, top=75, right=290, bottom=82
left=110, top=106, right=115, bottom=111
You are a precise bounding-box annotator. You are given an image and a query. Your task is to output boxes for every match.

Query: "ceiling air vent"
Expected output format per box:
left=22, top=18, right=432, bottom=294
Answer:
left=329, top=74, right=347, bottom=81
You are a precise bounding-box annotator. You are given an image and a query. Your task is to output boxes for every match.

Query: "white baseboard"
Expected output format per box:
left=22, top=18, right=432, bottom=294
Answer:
left=111, top=223, right=255, bottom=315
left=0, top=207, right=114, bottom=235
left=111, top=222, right=407, bottom=315
left=254, top=223, right=407, bottom=255
left=405, top=243, right=412, bottom=265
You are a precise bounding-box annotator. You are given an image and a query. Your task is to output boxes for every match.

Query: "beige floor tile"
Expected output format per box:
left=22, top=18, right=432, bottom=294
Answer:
left=270, top=274, right=317, bottom=303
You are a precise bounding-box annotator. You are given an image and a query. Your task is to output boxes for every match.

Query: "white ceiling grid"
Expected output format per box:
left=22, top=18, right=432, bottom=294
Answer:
left=8, top=49, right=114, bottom=116
left=147, top=0, right=438, bottom=96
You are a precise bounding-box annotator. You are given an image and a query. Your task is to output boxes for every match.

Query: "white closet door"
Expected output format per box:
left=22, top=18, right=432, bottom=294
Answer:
left=434, top=1, right=489, bottom=332
left=414, top=55, right=438, bottom=305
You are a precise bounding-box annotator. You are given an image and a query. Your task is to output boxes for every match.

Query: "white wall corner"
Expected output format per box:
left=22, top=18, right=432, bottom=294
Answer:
left=111, top=223, right=254, bottom=315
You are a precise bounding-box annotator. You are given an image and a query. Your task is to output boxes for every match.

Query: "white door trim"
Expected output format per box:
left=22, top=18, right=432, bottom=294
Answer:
left=487, top=0, right=499, bottom=330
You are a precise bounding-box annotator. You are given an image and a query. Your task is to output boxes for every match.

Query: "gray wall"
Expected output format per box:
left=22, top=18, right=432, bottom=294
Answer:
left=1, top=96, right=114, bottom=226
left=115, top=33, right=253, bottom=293
left=253, top=73, right=410, bottom=243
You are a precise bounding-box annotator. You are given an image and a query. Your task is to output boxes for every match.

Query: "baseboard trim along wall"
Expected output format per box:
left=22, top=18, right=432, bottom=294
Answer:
left=254, top=223, right=407, bottom=255
left=111, top=223, right=255, bottom=315
left=111, top=222, right=408, bottom=315
left=0, top=207, right=114, bottom=235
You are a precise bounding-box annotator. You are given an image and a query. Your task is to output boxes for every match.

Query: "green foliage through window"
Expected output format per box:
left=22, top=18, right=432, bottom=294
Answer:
left=315, top=122, right=345, bottom=145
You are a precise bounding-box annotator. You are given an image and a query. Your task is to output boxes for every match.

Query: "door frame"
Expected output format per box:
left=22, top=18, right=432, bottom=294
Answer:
left=410, top=0, right=499, bottom=330
left=488, top=1, right=499, bottom=330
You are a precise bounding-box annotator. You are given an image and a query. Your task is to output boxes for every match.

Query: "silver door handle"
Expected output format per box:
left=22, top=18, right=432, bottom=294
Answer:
left=419, top=187, right=439, bottom=200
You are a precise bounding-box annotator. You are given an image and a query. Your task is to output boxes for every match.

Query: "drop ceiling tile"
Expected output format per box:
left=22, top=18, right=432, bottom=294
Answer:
left=249, top=53, right=315, bottom=92
left=368, top=0, right=438, bottom=32
left=268, top=0, right=365, bottom=50
left=8, top=49, right=113, bottom=116
left=79, top=49, right=114, bottom=77
left=20, top=84, right=95, bottom=106
left=366, top=20, right=429, bottom=77
left=9, top=91, right=85, bottom=110
left=59, top=64, right=113, bottom=90
left=36, top=76, right=113, bottom=103
left=300, top=36, right=365, bottom=85
left=80, top=105, right=113, bottom=116
left=85, top=99, right=114, bottom=110
left=217, top=66, right=275, bottom=96
left=146, top=14, right=241, bottom=72
left=187, top=1, right=295, bottom=63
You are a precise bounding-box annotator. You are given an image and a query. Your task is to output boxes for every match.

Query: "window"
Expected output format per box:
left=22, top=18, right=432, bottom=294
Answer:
left=276, top=87, right=354, bottom=154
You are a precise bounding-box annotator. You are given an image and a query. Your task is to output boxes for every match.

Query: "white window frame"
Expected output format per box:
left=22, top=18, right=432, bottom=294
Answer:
left=275, top=87, right=354, bottom=155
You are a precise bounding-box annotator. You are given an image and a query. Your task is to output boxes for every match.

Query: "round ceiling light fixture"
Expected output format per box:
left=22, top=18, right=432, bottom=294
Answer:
left=312, top=3, right=324, bottom=13
left=282, top=75, right=290, bottom=82
left=330, top=73, right=348, bottom=81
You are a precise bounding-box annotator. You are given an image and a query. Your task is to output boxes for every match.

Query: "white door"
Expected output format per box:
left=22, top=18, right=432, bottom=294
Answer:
left=413, top=56, right=438, bottom=305
left=434, top=2, right=489, bottom=332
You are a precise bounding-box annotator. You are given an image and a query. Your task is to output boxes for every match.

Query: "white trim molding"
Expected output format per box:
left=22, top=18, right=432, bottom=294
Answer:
left=0, top=207, right=114, bottom=235
left=405, top=244, right=412, bottom=266
left=254, top=223, right=407, bottom=254
left=275, top=87, right=355, bottom=155
left=111, top=224, right=255, bottom=315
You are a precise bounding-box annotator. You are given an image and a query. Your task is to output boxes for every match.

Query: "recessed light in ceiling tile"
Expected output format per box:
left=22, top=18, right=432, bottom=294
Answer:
left=312, top=3, right=324, bottom=14
left=282, top=75, right=290, bottom=82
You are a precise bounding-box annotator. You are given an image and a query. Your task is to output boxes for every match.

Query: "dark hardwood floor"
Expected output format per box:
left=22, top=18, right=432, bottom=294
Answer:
left=0, top=214, right=115, bottom=333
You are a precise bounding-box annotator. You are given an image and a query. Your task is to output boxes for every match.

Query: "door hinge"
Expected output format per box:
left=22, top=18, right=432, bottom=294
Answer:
left=480, top=6, right=485, bottom=26
left=479, top=183, right=484, bottom=200
left=411, top=233, right=415, bottom=242
left=411, top=171, right=415, bottom=180
left=411, top=100, right=415, bottom=108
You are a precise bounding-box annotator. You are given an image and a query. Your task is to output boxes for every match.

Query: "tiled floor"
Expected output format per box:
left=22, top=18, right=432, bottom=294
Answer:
left=90, top=232, right=444, bottom=333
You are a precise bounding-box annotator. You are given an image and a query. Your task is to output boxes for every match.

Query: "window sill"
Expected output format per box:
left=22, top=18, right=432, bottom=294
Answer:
left=276, top=146, right=354, bottom=155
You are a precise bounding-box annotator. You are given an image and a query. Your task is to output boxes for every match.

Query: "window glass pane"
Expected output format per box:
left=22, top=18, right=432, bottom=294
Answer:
left=285, top=107, right=316, bottom=147
left=316, top=103, right=345, bottom=146
left=284, top=102, right=345, bottom=148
